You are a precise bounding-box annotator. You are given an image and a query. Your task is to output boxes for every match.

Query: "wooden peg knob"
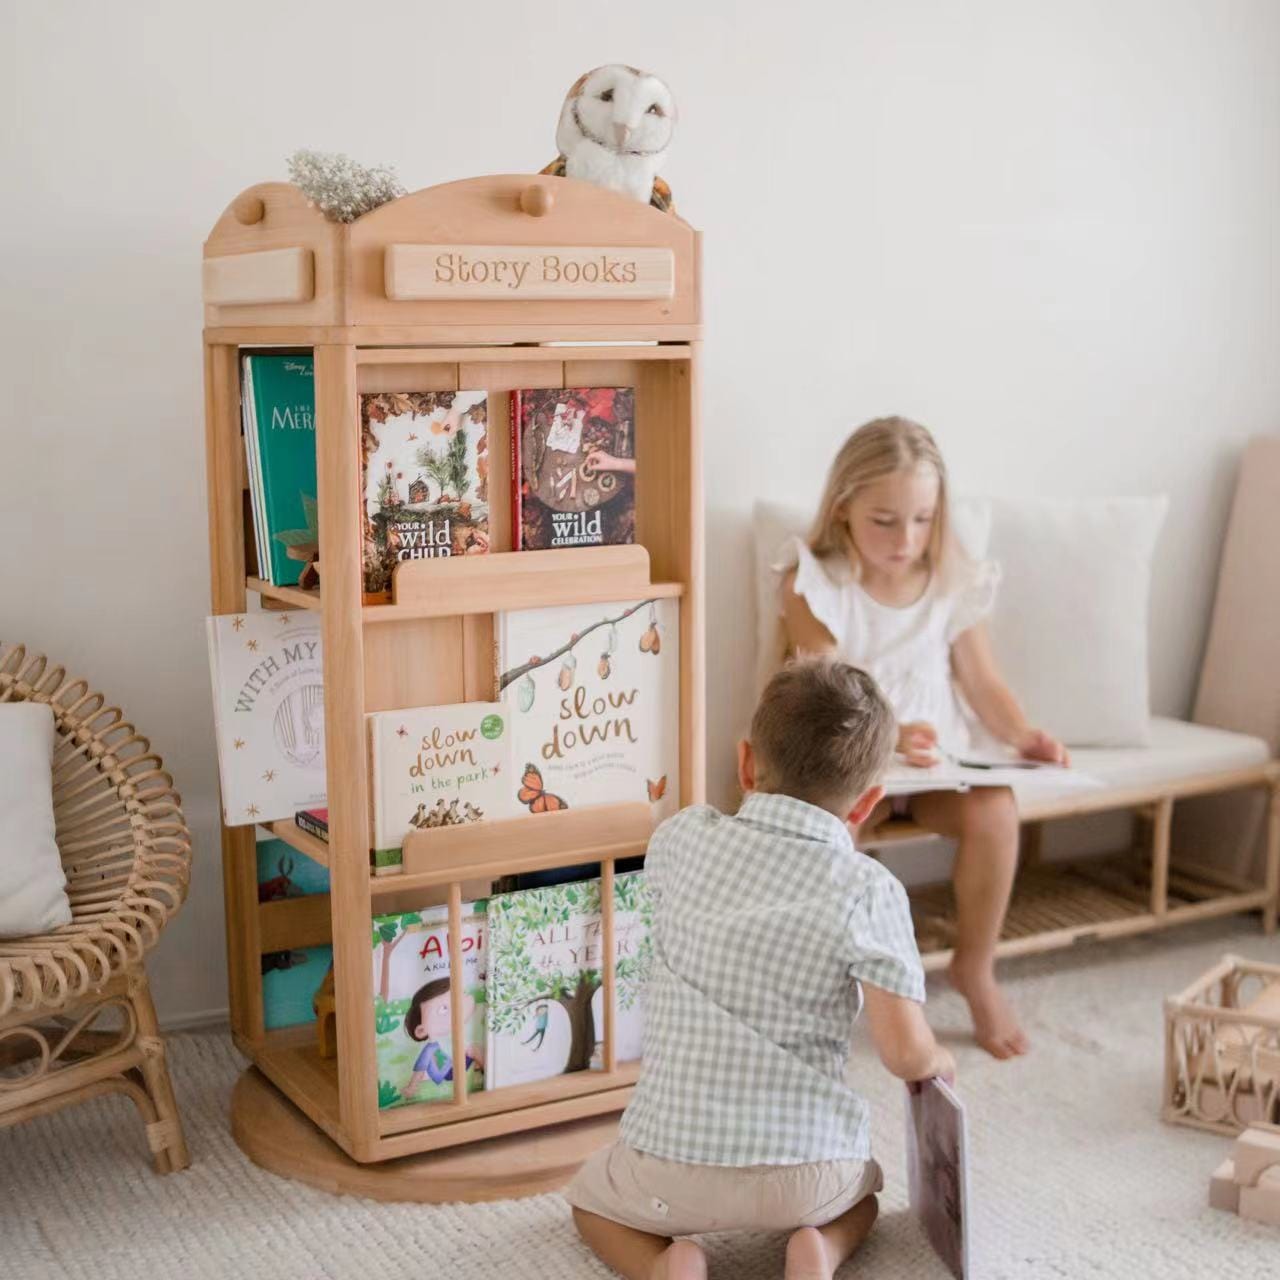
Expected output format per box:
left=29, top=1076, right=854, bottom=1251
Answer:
left=520, top=184, right=554, bottom=217
left=233, top=194, right=266, bottom=226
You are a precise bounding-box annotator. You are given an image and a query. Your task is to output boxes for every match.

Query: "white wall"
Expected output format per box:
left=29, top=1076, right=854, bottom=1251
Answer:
left=3, top=1, right=1277, bottom=1025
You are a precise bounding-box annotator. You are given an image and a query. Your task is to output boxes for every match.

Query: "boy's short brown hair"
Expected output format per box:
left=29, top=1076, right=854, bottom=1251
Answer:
left=750, top=658, right=895, bottom=809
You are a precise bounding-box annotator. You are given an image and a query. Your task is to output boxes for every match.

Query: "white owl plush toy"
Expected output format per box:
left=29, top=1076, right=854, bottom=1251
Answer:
left=541, top=65, right=677, bottom=213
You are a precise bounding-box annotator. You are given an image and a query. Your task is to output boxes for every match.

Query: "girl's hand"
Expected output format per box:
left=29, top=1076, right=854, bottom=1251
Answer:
left=897, top=721, right=939, bottom=768
left=1017, top=728, right=1070, bottom=766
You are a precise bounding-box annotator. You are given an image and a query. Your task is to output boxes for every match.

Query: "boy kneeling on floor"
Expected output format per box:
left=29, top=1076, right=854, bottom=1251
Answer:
left=564, top=656, right=955, bottom=1280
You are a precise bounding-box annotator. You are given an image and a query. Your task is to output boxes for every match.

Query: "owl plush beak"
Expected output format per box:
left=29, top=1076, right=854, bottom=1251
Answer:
left=613, top=122, right=632, bottom=148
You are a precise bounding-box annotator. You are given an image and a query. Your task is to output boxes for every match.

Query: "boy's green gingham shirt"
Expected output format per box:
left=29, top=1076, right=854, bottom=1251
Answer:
left=620, top=792, right=925, bottom=1166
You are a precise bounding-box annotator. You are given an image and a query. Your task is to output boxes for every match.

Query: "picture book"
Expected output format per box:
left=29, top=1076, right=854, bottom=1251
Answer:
left=883, top=757, right=1102, bottom=802
left=295, top=807, right=329, bottom=842
left=511, top=387, right=636, bottom=551
left=360, top=390, right=489, bottom=601
left=906, top=1076, right=972, bottom=1280
left=256, top=836, right=331, bottom=1030
left=367, top=702, right=510, bottom=875
left=485, top=871, right=652, bottom=1089
left=241, top=354, right=318, bottom=588
left=372, top=902, right=487, bottom=1110
left=497, top=597, right=679, bottom=820
left=206, top=612, right=326, bottom=825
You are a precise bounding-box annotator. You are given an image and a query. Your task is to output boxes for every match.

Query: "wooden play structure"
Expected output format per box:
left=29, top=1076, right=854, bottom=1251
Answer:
left=203, top=174, right=702, bottom=1198
left=1165, top=953, right=1280, bottom=1136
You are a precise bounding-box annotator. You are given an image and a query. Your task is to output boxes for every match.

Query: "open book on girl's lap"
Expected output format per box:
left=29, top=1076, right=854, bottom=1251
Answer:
left=884, top=752, right=1103, bottom=801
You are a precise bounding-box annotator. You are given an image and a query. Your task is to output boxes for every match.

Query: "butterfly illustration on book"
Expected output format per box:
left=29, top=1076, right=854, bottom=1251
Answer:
left=517, top=762, right=569, bottom=814
left=646, top=775, right=667, bottom=803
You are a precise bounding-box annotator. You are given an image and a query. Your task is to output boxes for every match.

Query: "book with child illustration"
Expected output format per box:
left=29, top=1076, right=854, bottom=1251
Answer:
left=906, top=1076, right=971, bottom=1280
left=497, top=597, right=679, bottom=820
left=360, top=390, right=489, bottom=601
left=511, top=387, right=636, bottom=550
left=485, top=871, right=652, bottom=1089
left=367, top=702, right=510, bottom=875
left=206, top=612, right=325, bottom=825
left=256, top=836, right=331, bottom=1030
left=371, top=902, right=487, bottom=1110
left=240, top=354, right=318, bottom=587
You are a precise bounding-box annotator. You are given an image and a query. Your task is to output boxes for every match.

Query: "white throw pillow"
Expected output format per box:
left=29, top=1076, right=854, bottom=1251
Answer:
left=751, top=497, right=992, bottom=698
left=984, top=496, right=1167, bottom=747
left=0, top=702, right=72, bottom=938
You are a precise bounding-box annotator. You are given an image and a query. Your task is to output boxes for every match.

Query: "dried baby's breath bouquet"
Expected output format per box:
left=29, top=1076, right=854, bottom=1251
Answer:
left=286, top=149, right=406, bottom=222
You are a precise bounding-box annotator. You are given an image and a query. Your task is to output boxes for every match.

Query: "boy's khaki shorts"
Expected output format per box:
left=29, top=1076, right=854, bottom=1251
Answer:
left=563, top=1141, right=883, bottom=1237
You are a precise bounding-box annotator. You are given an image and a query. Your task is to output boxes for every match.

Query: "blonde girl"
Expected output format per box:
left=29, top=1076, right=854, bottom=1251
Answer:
left=777, top=417, right=1068, bottom=1059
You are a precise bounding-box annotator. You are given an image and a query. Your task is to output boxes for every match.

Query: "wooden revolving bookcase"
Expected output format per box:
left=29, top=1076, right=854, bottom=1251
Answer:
left=202, top=174, right=703, bottom=1199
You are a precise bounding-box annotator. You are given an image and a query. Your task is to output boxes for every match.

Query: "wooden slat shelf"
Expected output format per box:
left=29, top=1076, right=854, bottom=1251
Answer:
left=248, top=548, right=685, bottom=623
left=356, top=344, right=690, bottom=365
left=912, top=851, right=1275, bottom=973
left=267, top=818, right=330, bottom=868
left=247, top=577, right=322, bottom=611
left=373, top=545, right=681, bottom=622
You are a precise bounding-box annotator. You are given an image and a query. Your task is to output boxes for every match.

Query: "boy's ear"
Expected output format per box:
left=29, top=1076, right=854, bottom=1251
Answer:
left=737, top=739, right=756, bottom=794
left=846, top=783, right=885, bottom=828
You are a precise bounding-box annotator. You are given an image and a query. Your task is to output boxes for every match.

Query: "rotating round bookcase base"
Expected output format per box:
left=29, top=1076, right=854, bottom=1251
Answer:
left=231, top=1068, right=620, bottom=1203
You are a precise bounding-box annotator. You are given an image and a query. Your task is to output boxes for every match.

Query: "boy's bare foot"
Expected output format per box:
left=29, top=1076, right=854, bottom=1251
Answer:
left=949, top=958, right=1029, bottom=1059
left=785, top=1227, right=833, bottom=1280
left=651, top=1239, right=706, bottom=1280
left=785, top=1197, right=878, bottom=1279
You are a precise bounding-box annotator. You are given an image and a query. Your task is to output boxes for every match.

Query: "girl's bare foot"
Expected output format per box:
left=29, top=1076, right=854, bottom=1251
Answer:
left=949, top=958, right=1029, bottom=1059
left=651, top=1239, right=707, bottom=1280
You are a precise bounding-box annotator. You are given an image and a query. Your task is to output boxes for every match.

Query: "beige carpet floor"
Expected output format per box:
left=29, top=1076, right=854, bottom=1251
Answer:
left=3, top=917, right=1278, bottom=1279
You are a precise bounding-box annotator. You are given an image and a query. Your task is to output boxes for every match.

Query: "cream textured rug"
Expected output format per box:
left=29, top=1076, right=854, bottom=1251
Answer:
left=4, top=918, right=1278, bottom=1279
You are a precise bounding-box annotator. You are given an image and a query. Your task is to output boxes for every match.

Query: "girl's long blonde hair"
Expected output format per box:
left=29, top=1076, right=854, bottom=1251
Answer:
left=808, top=416, right=966, bottom=587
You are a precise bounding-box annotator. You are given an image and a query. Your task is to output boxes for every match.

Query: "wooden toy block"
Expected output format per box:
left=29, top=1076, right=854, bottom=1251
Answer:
left=1209, top=1158, right=1240, bottom=1213
left=1232, top=1123, right=1280, bottom=1188
left=1238, top=1167, right=1280, bottom=1227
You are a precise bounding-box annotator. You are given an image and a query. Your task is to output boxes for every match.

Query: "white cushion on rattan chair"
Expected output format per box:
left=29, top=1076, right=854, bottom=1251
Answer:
left=0, top=702, right=72, bottom=937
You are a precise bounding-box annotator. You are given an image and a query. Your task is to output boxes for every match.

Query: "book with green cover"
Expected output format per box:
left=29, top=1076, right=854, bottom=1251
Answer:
left=242, top=355, right=319, bottom=587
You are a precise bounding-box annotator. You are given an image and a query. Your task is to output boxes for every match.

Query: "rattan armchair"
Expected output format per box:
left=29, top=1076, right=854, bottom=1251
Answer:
left=0, top=643, right=192, bottom=1172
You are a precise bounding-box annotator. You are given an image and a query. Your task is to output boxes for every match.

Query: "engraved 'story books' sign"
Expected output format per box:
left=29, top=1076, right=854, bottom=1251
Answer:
left=384, top=244, right=675, bottom=302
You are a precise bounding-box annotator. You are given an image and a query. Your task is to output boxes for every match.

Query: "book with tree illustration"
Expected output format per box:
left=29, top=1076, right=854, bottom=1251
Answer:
left=485, top=871, right=652, bottom=1089
left=371, top=902, right=487, bottom=1110
left=360, top=390, right=489, bottom=602
left=366, top=702, right=510, bottom=876
left=241, top=354, right=319, bottom=588
left=511, top=387, right=635, bottom=550
left=256, top=835, right=331, bottom=1030
left=496, top=597, right=679, bottom=820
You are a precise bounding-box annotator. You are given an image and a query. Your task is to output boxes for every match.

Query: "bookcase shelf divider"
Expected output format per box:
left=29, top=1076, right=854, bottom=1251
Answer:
left=205, top=172, right=703, bottom=1197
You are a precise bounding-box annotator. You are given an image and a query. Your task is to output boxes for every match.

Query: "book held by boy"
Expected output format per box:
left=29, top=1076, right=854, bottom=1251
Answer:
left=360, top=390, right=489, bottom=602
left=485, top=871, right=652, bottom=1089
left=511, top=387, right=636, bottom=551
left=497, top=597, right=679, bottom=821
left=372, top=902, right=487, bottom=1110
left=905, top=1076, right=972, bottom=1280
left=367, top=703, right=510, bottom=875
left=206, top=612, right=325, bottom=826
left=240, top=354, right=318, bottom=587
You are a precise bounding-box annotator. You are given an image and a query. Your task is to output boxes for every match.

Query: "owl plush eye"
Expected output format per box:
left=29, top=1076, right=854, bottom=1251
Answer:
left=646, top=103, right=665, bottom=116
left=599, top=88, right=614, bottom=102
